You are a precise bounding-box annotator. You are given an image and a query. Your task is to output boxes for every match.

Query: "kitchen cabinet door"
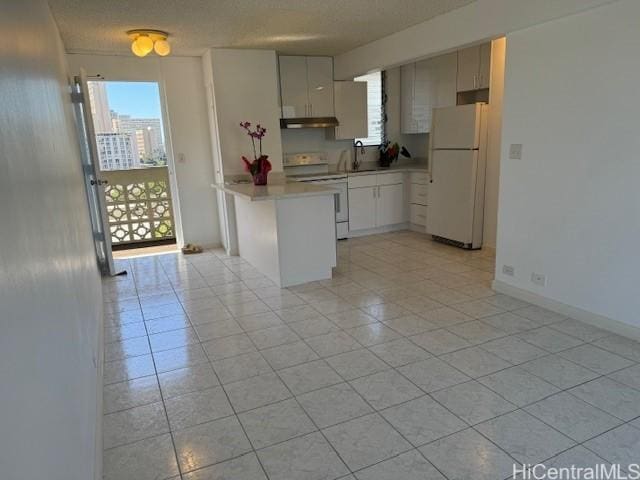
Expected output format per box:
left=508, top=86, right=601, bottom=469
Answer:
left=376, top=183, right=405, bottom=227
left=457, top=46, right=480, bottom=92
left=413, top=60, right=432, bottom=133
left=306, top=56, right=335, bottom=117
left=348, top=187, right=376, bottom=231
left=400, top=63, right=417, bottom=134
left=279, top=56, right=309, bottom=118
left=334, top=81, right=367, bottom=139
left=478, top=43, right=491, bottom=89
left=428, top=52, right=457, bottom=108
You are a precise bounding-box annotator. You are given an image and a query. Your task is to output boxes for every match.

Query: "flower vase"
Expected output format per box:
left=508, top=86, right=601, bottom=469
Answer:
left=252, top=171, right=269, bottom=186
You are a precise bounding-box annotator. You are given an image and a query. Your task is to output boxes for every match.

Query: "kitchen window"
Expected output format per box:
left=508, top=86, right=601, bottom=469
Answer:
left=354, top=71, right=383, bottom=146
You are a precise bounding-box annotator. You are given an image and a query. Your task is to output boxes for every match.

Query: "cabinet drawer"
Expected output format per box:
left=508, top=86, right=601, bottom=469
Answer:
left=348, top=174, right=377, bottom=189
left=410, top=171, right=429, bottom=185
left=410, top=183, right=428, bottom=205
left=410, top=204, right=427, bottom=226
left=376, top=172, right=404, bottom=186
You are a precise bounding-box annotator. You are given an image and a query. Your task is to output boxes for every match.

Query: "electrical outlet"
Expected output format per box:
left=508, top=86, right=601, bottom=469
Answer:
left=509, top=144, right=523, bottom=160
left=531, top=273, right=546, bottom=286
left=502, top=265, right=515, bottom=276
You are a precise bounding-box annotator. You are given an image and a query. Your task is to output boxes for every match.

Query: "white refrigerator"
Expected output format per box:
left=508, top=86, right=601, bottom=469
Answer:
left=427, top=103, right=489, bottom=249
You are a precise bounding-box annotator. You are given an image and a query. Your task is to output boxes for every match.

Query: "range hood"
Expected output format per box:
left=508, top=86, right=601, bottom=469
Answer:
left=280, top=117, right=339, bottom=129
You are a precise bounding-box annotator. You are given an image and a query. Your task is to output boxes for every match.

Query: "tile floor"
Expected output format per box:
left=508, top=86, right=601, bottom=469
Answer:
left=102, top=231, right=640, bottom=480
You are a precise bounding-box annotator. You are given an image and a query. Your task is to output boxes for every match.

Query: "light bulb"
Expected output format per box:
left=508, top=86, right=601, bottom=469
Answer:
left=133, top=35, right=154, bottom=56
left=154, top=39, right=171, bottom=56
left=137, top=35, right=154, bottom=54
left=131, top=39, right=148, bottom=57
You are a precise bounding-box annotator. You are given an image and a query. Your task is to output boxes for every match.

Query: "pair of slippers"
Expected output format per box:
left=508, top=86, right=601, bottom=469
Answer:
left=181, top=243, right=203, bottom=254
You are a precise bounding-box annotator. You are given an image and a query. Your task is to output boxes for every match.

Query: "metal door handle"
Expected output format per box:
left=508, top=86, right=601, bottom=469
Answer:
left=334, top=193, right=340, bottom=213
left=91, top=179, right=108, bottom=186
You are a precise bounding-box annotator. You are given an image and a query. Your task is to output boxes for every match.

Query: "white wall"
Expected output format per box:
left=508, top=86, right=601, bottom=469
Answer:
left=496, top=0, right=640, bottom=329
left=0, top=1, right=102, bottom=479
left=66, top=54, right=221, bottom=247
left=334, top=0, right=614, bottom=79
left=203, top=49, right=284, bottom=177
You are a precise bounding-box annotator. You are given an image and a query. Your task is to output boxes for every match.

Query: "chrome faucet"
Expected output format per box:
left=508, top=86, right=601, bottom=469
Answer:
left=353, top=140, right=365, bottom=171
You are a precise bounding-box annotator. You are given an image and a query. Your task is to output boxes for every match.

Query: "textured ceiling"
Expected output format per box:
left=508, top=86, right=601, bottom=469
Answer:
left=48, top=0, right=475, bottom=56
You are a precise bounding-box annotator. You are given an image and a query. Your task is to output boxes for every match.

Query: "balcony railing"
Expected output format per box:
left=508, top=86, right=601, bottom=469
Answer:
left=102, top=166, right=176, bottom=245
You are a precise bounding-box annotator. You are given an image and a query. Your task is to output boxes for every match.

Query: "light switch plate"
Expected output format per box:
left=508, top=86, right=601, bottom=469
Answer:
left=509, top=144, right=523, bottom=160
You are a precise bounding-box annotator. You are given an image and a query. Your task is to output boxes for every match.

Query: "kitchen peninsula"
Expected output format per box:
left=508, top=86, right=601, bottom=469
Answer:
left=212, top=181, right=338, bottom=287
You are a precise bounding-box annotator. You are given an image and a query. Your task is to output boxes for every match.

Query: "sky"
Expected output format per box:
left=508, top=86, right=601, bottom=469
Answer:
left=105, top=81, right=162, bottom=119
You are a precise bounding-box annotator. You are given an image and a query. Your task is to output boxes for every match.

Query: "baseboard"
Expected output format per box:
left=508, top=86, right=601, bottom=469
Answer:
left=347, top=223, right=410, bottom=238
left=492, top=279, right=640, bottom=342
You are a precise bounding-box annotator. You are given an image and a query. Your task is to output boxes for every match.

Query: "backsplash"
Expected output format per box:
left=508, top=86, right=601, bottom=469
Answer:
left=280, top=128, right=428, bottom=172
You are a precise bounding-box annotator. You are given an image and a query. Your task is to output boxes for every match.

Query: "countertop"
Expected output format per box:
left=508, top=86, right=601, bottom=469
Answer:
left=211, top=180, right=339, bottom=202
left=287, top=163, right=429, bottom=181
left=346, top=163, right=429, bottom=177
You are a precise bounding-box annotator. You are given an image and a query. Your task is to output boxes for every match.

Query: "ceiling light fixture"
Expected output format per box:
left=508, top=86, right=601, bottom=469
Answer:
left=127, top=29, right=171, bottom=57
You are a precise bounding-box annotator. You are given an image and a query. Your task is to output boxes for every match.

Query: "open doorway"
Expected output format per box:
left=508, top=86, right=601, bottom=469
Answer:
left=86, top=80, right=178, bottom=253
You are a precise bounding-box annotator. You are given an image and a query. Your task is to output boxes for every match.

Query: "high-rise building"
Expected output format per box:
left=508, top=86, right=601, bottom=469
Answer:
left=95, top=132, right=139, bottom=170
left=114, top=115, right=165, bottom=165
left=87, top=81, right=166, bottom=166
left=87, top=82, right=113, bottom=133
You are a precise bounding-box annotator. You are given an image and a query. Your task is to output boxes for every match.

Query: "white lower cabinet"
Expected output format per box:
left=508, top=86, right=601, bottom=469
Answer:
left=409, top=171, right=429, bottom=230
left=377, top=183, right=405, bottom=226
left=410, top=183, right=428, bottom=206
left=410, top=204, right=427, bottom=226
left=348, top=173, right=406, bottom=233
left=348, top=186, right=377, bottom=231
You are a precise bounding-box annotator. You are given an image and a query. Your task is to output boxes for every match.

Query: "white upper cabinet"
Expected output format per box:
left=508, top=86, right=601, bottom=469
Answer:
left=412, top=60, right=431, bottom=133
left=400, top=63, right=417, bottom=134
left=457, top=46, right=480, bottom=92
left=457, top=43, right=491, bottom=92
left=401, top=52, right=457, bottom=134
left=333, top=81, right=367, bottom=140
left=279, top=56, right=309, bottom=118
left=306, top=57, right=334, bottom=117
left=478, top=43, right=491, bottom=89
left=428, top=53, right=458, bottom=108
left=278, top=55, right=335, bottom=118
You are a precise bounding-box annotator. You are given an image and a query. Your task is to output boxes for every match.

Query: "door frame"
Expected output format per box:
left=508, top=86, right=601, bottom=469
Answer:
left=71, top=65, right=186, bottom=250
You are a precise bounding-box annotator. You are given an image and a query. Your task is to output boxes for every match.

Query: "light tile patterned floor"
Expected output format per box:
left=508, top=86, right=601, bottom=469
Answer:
left=102, top=231, right=640, bottom=480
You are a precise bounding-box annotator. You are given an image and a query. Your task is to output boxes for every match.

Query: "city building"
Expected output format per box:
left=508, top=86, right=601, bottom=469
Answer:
left=112, top=114, right=166, bottom=165
left=86, top=82, right=112, bottom=133
left=95, top=132, right=139, bottom=170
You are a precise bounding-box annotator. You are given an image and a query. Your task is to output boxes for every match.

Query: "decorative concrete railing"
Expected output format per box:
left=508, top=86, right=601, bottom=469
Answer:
left=102, top=166, right=176, bottom=245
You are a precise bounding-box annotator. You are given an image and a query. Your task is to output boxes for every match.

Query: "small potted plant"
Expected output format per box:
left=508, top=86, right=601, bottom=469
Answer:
left=240, top=121, right=272, bottom=185
left=378, top=141, right=411, bottom=168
